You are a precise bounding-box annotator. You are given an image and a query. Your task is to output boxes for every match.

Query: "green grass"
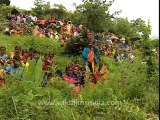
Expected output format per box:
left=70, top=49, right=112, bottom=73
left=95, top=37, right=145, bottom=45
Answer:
left=0, top=34, right=159, bottom=120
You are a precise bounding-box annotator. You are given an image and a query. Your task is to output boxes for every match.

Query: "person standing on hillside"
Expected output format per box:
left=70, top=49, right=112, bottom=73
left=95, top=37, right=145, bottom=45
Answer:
left=82, top=41, right=99, bottom=73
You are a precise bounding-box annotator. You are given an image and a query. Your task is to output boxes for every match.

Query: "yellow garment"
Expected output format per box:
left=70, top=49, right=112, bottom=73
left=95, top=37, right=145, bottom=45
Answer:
left=112, top=49, right=116, bottom=56
left=26, top=62, right=29, bottom=69
left=92, top=61, right=95, bottom=73
left=21, top=62, right=29, bottom=71
left=65, top=24, right=73, bottom=36
left=0, top=69, right=5, bottom=79
left=9, top=52, right=14, bottom=59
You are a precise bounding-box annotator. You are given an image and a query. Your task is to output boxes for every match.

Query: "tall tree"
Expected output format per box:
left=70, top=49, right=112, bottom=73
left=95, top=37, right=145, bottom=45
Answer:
left=131, top=18, right=152, bottom=39
left=32, top=0, right=51, bottom=18
left=107, top=18, right=137, bottom=39
left=51, top=4, right=67, bottom=19
left=76, top=0, right=115, bottom=40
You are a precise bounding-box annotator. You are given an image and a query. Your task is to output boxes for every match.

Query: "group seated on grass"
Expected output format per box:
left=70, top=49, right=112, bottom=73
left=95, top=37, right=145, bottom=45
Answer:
left=0, top=45, right=109, bottom=89
left=5, top=11, right=136, bottom=51
left=0, top=40, right=136, bottom=96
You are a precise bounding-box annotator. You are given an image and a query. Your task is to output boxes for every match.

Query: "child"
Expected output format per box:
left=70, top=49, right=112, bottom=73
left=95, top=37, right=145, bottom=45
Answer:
left=42, top=53, right=53, bottom=72
left=0, top=46, right=8, bottom=60
left=62, top=67, right=77, bottom=84
left=41, top=53, right=54, bottom=87
left=33, top=51, right=40, bottom=62
left=9, top=46, right=21, bottom=59
left=4, top=57, right=22, bottom=75
left=21, top=49, right=29, bottom=64
left=28, top=48, right=35, bottom=60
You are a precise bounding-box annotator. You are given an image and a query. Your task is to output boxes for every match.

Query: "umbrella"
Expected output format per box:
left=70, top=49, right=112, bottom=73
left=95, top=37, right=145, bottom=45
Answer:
left=130, top=37, right=141, bottom=41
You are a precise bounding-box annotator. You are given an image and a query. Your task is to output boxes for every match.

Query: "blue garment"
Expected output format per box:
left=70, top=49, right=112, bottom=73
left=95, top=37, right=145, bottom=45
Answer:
left=123, top=52, right=128, bottom=59
left=82, top=46, right=99, bottom=64
left=0, top=54, right=8, bottom=60
left=120, top=43, right=127, bottom=48
left=4, top=65, right=22, bottom=75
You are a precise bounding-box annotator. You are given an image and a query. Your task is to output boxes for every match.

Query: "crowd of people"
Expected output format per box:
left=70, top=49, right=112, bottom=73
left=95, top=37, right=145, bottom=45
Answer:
left=0, top=44, right=110, bottom=97
left=1, top=11, right=136, bottom=96
left=0, top=46, right=54, bottom=87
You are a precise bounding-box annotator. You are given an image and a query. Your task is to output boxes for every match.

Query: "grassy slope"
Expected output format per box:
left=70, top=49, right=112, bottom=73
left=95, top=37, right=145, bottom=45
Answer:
left=0, top=34, right=159, bottom=120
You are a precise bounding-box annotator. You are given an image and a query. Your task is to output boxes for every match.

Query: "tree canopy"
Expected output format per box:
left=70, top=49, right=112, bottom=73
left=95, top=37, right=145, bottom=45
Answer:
left=0, top=0, right=10, bottom=6
left=76, top=0, right=114, bottom=33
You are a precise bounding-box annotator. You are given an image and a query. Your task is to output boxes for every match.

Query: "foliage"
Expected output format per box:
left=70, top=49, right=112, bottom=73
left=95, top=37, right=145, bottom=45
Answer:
left=51, top=4, right=67, bottom=19
left=0, top=6, right=14, bottom=22
left=64, top=36, right=89, bottom=55
left=0, top=34, right=63, bottom=55
left=32, top=0, right=51, bottom=18
left=0, top=35, right=159, bottom=119
left=0, top=1, right=159, bottom=119
left=32, top=0, right=68, bottom=19
left=76, top=0, right=114, bottom=33
left=141, top=39, right=158, bottom=77
left=131, top=18, right=152, bottom=39
left=107, top=18, right=137, bottom=39
left=0, top=0, right=10, bottom=6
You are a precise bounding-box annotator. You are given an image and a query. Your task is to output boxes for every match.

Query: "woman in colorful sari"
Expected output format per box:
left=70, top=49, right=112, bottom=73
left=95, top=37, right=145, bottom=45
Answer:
left=62, top=67, right=77, bottom=84
left=82, top=42, right=99, bottom=73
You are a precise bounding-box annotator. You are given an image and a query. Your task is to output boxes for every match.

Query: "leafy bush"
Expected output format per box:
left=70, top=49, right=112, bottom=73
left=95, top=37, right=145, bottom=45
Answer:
left=0, top=35, right=159, bottom=119
left=0, top=34, right=63, bottom=55
left=64, top=36, right=89, bottom=55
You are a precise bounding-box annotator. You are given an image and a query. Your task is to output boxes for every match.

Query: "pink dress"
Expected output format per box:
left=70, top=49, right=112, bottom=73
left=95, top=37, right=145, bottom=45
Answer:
left=62, top=75, right=77, bottom=84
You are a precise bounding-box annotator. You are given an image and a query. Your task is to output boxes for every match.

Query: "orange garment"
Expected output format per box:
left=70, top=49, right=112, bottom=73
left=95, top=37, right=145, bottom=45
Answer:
left=100, top=65, right=109, bottom=81
left=94, top=71, right=100, bottom=81
left=88, top=48, right=94, bottom=62
left=88, top=48, right=95, bottom=72
left=88, top=83, right=95, bottom=87
left=39, top=20, right=46, bottom=25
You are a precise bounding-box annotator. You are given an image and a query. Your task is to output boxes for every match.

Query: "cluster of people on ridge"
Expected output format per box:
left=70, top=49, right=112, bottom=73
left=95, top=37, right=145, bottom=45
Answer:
left=1, top=11, right=136, bottom=96
left=0, top=36, right=135, bottom=96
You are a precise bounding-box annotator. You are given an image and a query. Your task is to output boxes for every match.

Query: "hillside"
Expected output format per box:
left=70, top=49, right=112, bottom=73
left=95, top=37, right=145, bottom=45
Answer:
left=0, top=34, right=159, bottom=120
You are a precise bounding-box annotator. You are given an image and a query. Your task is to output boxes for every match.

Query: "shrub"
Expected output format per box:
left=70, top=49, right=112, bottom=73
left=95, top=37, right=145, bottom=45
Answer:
left=0, top=34, right=63, bottom=55
left=64, top=36, right=89, bottom=55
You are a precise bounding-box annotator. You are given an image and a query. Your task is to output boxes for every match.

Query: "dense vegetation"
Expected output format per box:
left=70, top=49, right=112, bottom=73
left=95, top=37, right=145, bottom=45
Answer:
left=0, top=34, right=159, bottom=120
left=0, top=0, right=159, bottom=119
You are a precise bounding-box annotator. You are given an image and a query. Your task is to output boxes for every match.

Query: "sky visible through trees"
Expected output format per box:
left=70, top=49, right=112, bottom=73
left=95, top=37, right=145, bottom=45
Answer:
left=9, top=0, right=159, bottom=38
